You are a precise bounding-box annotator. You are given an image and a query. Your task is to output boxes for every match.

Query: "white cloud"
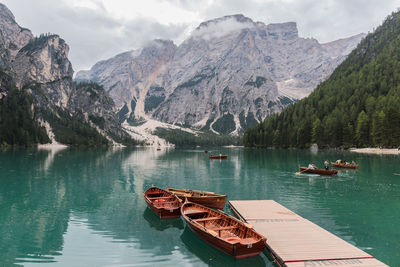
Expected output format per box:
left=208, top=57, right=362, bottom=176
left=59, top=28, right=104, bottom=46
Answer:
left=69, top=0, right=105, bottom=10
left=100, top=0, right=201, bottom=25
left=191, top=17, right=255, bottom=40
left=1, top=0, right=399, bottom=71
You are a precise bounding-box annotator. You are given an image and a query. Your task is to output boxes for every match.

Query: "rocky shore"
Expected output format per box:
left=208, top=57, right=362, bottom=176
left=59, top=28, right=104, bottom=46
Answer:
left=350, top=148, right=400, bottom=155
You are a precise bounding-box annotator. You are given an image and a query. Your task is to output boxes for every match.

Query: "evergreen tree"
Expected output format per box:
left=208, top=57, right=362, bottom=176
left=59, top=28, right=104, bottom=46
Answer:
left=371, top=110, right=386, bottom=146
left=355, top=111, right=369, bottom=147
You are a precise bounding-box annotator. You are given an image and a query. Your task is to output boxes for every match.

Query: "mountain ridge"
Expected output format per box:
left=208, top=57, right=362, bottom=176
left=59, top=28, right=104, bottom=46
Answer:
left=0, top=3, right=134, bottom=146
left=76, top=14, right=365, bottom=135
left=244, top=11, right=400, bottom=148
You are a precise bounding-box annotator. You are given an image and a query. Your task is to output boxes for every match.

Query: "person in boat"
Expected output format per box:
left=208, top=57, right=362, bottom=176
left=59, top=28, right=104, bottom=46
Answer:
left=308, top=163, right=316, bottom=170
left=324, top=160, right=329, bottom=170
left=351, top=160, right=356, bottom=165
left=336, top=159, right=342, bottom=164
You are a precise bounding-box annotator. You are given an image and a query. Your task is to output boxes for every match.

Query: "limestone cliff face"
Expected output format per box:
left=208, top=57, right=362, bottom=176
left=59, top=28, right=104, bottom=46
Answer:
left=0, top=3, right=32, bottom=69
left=68, top=82, right=122, bottom=139
left=0, top=3, right=32, bottom=58
left=0, top=3, right=127, bottom=144
left=12, top=35, right=74, bottom=107
left=76, top=39, right=177, bottom=119
left=77, top=14, right=365, bottom=134
left=13, top=36, right=73, bottom=84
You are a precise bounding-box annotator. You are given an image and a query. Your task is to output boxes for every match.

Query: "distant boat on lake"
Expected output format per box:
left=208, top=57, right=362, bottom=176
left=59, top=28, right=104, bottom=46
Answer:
left=331, top=162, right=359, bottom=169
left=209, top=154, right=228, bottom=159
left=299, top=166, right=338, bottom=175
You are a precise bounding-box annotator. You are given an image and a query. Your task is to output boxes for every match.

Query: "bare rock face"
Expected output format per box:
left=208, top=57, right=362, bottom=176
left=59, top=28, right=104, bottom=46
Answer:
left=0, top=4, right=33, bottom=57
left=76, top=39, right=177, bottom=119
left=0, top=3, right=127, bottom=144
left=12, top=35, right=74, bottom=107
left=77, top=14, right=365, bottom=135
left=68, top=82, right=124, bottom=139
left=0, top=3, right=33, bottom=68
left=13, top=36, right=73, bottom=84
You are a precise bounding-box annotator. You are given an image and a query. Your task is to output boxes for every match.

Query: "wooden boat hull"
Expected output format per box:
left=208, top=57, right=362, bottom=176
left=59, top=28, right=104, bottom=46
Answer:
left=209, top=155, right=228, bottom=159
left=186, top=221, right=265, bottom=259
left=166, top=188, right=227, bottom=209
left=144, top=186, right=182, bottom=219
left=331, top=163, right=359, bottom=169
left=181, top=202, right=266, bottom=259
left=185, top=195, right=226, bottom=209
left=299, top=167, right=338, bottom=175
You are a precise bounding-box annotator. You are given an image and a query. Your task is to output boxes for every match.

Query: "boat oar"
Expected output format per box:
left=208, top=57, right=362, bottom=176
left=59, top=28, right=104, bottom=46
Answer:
left=218, top=209, right=254, bottom=229
left=296, top=168, right=309, bottom=175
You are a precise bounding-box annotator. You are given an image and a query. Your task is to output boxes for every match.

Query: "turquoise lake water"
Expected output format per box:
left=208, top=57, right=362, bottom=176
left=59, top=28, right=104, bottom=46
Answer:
left=0, top=147, right=398, bottom=266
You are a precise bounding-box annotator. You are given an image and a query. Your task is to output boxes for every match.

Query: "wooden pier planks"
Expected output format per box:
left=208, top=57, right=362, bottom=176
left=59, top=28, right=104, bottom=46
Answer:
left=228, top=200, right=387, bottom=267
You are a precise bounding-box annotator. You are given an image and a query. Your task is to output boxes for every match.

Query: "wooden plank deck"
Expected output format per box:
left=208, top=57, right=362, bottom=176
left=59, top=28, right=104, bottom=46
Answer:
left=228, top=200, right=387, bottom=267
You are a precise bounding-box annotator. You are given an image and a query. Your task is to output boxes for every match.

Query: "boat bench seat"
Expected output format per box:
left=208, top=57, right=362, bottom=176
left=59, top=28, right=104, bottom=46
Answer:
left=184, top=211, right=208, bottom=217
left=193, top=216, right=220, bottom=222
left=154, top=201, right=177, bottom=205
left=148, top=196, right=172, bottom=200
left=211, top=226, right=237, bottom=231
left=147, top=193, right=163, bottom=197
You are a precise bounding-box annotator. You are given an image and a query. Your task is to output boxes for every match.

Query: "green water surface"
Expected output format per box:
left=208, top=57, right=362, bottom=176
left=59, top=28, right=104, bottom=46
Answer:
left=0, top=147, right=398, bottom=266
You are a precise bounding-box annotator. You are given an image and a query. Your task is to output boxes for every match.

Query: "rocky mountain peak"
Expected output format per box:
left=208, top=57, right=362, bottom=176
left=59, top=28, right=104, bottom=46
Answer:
left=0, top=3, right=33, bottom=59
left=0, top=2, right=133, bottom=146
left=192, top=14, right=256, bottom=40
left=139, top=39, right=177, bottom=60
left=0, top=3, right=16, bottom=23
left=76, top=14, right=365, bottom=135
left=322, top=33, right=366, bottom=57
left=146, top=39, right=175, bottom=47
left=196, top=14, right=255, bottom=30
left=13, top=34, right=73, bottom=88
left=265, top=22, right=298, bottom=40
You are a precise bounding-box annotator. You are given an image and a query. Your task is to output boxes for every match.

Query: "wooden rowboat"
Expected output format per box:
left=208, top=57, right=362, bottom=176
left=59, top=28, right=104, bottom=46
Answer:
left=181, top=202, right=266, bottom=259
left=331, top=162, right=359, bottom=169
left=166, top=188, right=227, bottom=209
left=209, top=154, right=228, bottom=159
left=299, top=166, right=338, bottom=175
left=144, top=186, right=182, bottom=218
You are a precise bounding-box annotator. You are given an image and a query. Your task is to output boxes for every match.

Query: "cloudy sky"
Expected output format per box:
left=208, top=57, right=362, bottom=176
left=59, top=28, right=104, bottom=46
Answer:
left=2, top=0, right=398, bottom=72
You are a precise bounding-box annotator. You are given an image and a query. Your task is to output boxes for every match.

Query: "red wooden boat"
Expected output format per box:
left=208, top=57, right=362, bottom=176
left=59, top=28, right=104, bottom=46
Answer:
left=299, top=166, right=338, bottom=175
left=166, top=188, right=227, bottom=209
left=181, top=202, right=266, bottom=259
left=209, top=154, right=228, bottom=159
left=144, top=186, right=182, bottom=218
left=331, top=162, right=359, bottom=169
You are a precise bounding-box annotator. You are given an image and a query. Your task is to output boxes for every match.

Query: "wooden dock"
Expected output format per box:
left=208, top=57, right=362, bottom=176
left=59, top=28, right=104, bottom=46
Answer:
left=228, top=200, right=387, bottom=267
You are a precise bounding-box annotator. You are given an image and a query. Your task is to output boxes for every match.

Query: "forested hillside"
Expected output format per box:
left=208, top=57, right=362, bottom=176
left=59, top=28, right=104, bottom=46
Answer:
left=0, top=71, right=49, bottom=146
left=244, top=11, right=400, bottom=148
left=154, top=128, right=241, bottom=147
left=0, top=2, right=138, bottom=147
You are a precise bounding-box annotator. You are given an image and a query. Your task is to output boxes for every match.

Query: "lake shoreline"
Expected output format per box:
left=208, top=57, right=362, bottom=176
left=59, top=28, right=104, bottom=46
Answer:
left=349, top=147, right=400, bottom=155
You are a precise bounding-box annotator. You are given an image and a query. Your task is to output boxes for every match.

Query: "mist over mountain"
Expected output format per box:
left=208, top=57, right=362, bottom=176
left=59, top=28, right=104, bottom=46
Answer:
left=0, top=2, right=365, bottom=146
left=77, top=14, right=364, bottom=135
